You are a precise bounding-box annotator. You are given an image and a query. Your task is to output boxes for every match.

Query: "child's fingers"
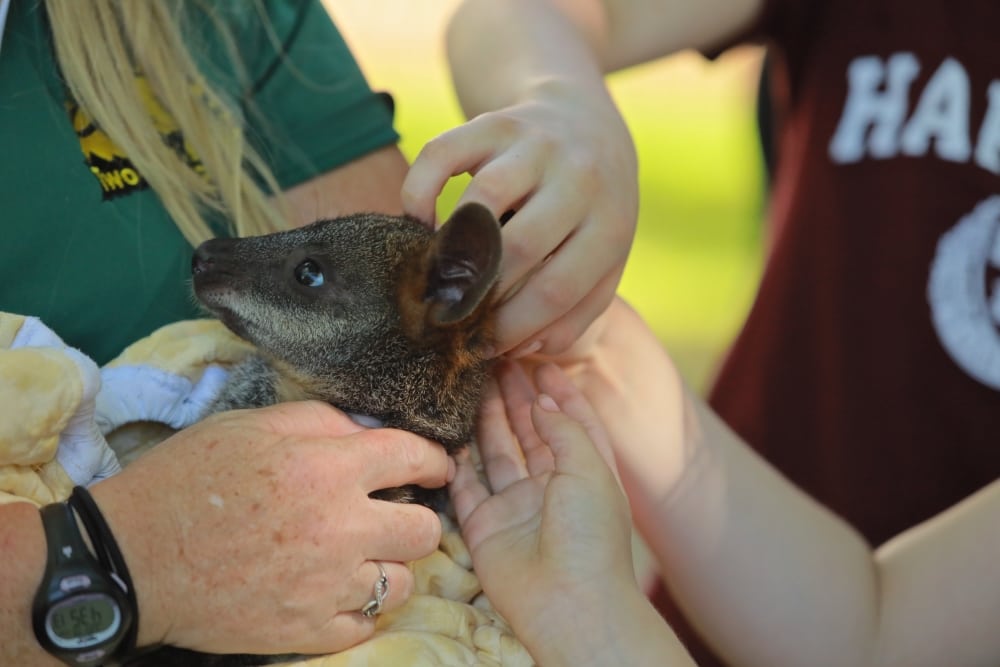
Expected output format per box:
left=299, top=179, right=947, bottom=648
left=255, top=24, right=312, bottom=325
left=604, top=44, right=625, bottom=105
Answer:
left=531, top=394, right=616, bottom=484
left=449, top=450, right=491, bottom=527
left=401, top=125, right=494, bottom=225
left=534, top=363, right=620, bottom=479
left=500, top=267, right=620, bottom=358
left=476, top=376, right=529, bottom=492
left=496, top=361, right=556, bottom=476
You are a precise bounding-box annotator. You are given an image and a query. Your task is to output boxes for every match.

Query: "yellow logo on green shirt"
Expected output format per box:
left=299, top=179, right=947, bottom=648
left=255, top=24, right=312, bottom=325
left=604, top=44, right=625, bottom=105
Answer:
left=69, top=78, right=204, bottom=200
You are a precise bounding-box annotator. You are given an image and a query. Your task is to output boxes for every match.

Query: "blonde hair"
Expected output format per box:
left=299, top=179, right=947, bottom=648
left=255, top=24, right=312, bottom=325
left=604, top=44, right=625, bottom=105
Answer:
left=45, top=0, right=289, bottom=245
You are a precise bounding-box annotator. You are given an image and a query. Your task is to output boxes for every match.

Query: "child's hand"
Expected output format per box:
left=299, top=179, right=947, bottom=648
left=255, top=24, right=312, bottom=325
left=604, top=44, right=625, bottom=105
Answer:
left=403, top=80, right=638, bottom=357
left=450, top=361, right=635, bottom=654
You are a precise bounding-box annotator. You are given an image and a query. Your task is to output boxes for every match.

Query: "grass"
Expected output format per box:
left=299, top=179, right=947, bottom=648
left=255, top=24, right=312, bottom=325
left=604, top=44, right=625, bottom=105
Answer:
left=610, top=54, right=767, bottom=388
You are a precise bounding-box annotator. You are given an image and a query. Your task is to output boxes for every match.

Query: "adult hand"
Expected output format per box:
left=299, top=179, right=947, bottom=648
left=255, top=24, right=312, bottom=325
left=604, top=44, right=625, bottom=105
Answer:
left=402, top=79, right=639, bottom=357
left=450, top=361, right=636, bottom=656
left=90, top=401, right=450, bottom=656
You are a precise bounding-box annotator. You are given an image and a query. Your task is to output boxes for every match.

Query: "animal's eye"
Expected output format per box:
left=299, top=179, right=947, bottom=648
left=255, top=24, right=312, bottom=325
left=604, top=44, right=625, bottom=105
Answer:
left=294, top=259, right=325, bottom=287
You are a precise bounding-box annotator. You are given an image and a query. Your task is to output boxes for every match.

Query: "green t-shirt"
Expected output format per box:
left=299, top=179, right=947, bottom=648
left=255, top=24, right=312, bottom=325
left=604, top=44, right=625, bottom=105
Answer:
left=0, top=1, right=399, bottom=364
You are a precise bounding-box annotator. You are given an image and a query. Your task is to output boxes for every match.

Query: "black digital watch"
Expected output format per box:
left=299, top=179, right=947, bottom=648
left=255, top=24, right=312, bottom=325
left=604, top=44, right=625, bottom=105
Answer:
left=32, top=501, right=133, bottom=666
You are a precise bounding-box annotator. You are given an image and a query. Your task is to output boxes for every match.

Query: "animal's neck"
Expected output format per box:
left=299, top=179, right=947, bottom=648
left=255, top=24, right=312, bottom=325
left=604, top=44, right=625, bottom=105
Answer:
left=268, top=353, right=490, bottom=453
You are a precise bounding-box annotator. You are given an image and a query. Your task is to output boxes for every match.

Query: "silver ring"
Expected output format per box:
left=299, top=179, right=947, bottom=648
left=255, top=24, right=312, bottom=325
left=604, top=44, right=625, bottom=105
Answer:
left=361, top=562, right=389, bottom=618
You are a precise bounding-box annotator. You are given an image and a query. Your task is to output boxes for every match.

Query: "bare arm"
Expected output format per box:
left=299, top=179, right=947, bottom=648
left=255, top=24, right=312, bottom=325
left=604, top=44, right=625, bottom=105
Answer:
left=445, top=0, right=765, bottom=118
left=0, top=403, right=449, bottom=662
left=282, top=144, right=409, bottom=226
left=551, top=298, right=1000, bottom=667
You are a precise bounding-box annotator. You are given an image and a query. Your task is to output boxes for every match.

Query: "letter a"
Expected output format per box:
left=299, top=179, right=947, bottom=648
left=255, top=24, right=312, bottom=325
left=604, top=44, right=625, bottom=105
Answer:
left=900, top=58, right=972, bottom=162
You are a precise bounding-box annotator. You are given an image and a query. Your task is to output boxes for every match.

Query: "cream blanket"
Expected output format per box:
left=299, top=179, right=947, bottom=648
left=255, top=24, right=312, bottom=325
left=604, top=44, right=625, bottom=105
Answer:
left=0, top=313, right=532, bottom=666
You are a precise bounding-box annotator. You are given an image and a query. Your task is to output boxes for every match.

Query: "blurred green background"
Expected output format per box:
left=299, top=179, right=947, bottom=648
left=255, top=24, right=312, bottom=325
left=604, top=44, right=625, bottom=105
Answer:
left=328, top=2, right=767, bottom=393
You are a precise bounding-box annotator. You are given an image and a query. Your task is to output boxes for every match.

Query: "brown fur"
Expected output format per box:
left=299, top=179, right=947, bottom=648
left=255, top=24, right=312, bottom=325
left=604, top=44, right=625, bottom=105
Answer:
left=192, top=201, right=502, bottom=453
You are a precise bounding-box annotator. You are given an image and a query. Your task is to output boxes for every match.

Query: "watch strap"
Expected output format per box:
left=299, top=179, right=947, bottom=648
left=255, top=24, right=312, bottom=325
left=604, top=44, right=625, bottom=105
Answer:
left=68, top=486, right=139, bottom=659
left=39, top=502, right=94, bottom=570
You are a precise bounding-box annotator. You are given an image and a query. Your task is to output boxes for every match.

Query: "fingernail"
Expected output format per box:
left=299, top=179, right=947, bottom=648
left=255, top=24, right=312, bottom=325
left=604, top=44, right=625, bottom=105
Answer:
left=510, top=340, right=542, bottom=359
left=538, top=394, right=559, bottom=412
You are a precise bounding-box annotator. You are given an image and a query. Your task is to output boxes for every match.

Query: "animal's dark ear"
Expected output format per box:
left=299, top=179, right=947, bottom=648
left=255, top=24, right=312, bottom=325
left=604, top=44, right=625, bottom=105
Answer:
left=425, top=202, right=502, bottom=326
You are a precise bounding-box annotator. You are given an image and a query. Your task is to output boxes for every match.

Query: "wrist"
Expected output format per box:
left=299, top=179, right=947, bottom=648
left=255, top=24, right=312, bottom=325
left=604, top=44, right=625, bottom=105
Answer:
left=586, top=300, right=701, bottom=502
left=514, top=585, right=617, bottom=666
left=517, top=583, right=687, bottom=667
left=87, top=478, right=172, bottom=649
left=32, top=496, right=136, bottom=666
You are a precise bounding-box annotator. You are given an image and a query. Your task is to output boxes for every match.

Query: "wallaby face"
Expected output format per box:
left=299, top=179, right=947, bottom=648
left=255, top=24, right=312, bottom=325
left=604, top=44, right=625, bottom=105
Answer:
left=191, top=202, right=502, bottom=452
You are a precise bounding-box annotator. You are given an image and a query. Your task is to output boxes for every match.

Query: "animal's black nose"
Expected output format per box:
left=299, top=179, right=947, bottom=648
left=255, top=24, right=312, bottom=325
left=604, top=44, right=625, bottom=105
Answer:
left=192, top=238, right=238, bottom=275
left=191, top=246, right=214, bottom=275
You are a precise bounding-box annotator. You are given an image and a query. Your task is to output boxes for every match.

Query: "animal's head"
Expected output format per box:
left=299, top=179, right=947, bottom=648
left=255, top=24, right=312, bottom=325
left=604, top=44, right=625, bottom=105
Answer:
left=191, top=203, right=503, bottom=448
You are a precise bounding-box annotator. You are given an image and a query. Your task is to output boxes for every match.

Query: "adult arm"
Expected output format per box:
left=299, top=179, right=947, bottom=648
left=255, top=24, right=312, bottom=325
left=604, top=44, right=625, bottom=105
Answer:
left=545, top=298, right=1000, bottom=667
left=282, top=144, right=409, bottom=225
left=0, top=402, right=449, bottom=663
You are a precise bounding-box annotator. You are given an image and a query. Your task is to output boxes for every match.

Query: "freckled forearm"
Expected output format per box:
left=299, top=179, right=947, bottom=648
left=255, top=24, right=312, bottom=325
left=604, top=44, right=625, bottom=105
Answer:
left=0, top=502, right=63, bottom=666
left=88, top=477, right=173, bottom=648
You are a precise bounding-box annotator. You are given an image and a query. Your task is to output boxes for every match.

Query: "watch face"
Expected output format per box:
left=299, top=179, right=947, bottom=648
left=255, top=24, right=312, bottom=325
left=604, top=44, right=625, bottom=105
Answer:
left=46, top=593, right=122, bottom=649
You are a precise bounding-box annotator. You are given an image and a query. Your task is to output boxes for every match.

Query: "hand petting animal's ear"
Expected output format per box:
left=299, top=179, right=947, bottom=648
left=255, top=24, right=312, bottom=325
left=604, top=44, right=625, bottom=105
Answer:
left=424, top=202, right=502, bottom=327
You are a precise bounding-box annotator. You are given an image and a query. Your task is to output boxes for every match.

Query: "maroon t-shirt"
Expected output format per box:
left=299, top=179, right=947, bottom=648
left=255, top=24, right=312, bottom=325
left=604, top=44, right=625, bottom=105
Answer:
left=650, top=1, right=1000, bottom=663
